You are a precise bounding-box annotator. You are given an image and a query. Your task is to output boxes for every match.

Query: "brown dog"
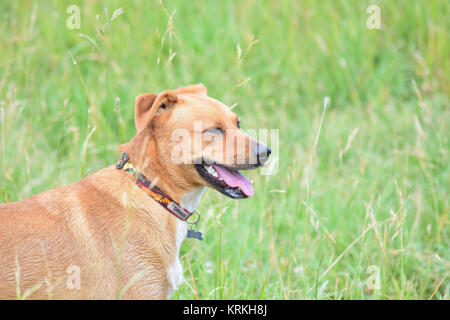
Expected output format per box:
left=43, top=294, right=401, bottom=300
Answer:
left=0, top=84, right=270, bottom=299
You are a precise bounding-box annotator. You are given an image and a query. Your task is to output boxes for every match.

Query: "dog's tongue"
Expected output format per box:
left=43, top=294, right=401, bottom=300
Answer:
left=212, top=164, right=254, bottom=197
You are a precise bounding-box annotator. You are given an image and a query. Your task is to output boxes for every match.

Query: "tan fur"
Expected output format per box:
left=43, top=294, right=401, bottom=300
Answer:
left=0, top=84, right=263, bottom=299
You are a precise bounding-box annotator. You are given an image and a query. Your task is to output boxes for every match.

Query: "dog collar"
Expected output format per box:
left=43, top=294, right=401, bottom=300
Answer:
left=115, top=153, right=203, bottom=240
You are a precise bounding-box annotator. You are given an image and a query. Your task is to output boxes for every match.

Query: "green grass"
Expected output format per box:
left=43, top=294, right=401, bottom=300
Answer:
left=0, top=0, right=448, bottom=299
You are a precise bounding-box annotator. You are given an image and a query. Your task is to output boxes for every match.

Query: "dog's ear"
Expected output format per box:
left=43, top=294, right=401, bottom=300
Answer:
left=174, top=83, right=207, bottom=96
left=135, top=91, right=177, bottom=132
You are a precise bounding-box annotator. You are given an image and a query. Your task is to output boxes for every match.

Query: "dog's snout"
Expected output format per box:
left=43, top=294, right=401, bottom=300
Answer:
left=254, top=144, right=271, bottom=165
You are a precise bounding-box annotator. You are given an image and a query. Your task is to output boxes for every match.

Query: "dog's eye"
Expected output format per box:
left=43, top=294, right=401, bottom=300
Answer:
left=203, top=127, right=223, bottom=134
left=237, top=120, right=240, bottom=129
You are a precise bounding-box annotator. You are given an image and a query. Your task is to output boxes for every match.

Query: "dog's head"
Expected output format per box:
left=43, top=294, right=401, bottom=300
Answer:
left=121, top=84, right=270, bottom=199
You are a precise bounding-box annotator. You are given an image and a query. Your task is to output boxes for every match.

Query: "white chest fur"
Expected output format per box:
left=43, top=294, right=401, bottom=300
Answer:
left=166, top=187, right=205, bottom=298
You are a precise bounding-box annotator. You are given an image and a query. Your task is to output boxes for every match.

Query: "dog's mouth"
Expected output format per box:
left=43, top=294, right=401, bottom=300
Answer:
left=194, top=160, right=255, bottom=199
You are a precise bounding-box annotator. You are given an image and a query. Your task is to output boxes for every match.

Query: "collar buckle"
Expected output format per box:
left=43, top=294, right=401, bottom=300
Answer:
left=115, top=153, right=129, bottom=169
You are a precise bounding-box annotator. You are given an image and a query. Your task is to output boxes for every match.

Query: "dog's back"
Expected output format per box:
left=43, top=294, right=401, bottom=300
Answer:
left=0, top=166, right=174, bottom=299
left=0, top=169, right=116, bottom=298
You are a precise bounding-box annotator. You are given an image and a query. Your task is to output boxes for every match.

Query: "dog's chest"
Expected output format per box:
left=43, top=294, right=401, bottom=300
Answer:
left=166, top=187, right=205, bottom=298
left=167, top=219, right=187, bottom=297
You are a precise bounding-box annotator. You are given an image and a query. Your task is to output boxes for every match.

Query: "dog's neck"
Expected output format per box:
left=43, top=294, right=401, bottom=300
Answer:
left=180, top=187, right=206, bottom=212
left=118, top=131, right=198, bottom=204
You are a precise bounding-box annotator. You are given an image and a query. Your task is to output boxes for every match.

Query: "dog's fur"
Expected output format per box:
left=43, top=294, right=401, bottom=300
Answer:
left=0, top=84, right=267, bottom=299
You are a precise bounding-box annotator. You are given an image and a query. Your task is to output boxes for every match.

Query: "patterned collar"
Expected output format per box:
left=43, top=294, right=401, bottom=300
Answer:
left=116, top=153, right=203, bottom=240
left=115, top=153, right=194, bottom=221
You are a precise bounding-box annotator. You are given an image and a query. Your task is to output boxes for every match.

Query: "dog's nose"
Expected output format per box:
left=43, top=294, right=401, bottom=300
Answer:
left=255, top=144, right=271, bottom=165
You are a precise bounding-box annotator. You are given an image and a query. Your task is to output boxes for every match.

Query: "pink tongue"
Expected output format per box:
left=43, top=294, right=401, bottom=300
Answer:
left=212, top=164, right=254, bottom=197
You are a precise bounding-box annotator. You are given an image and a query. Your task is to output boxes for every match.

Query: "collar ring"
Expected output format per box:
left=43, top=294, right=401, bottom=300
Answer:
left=186, top=209, right=201, bottom=229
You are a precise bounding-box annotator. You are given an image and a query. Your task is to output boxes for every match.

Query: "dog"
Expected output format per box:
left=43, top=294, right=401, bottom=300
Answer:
left=0, top=84, right=270, bottom=299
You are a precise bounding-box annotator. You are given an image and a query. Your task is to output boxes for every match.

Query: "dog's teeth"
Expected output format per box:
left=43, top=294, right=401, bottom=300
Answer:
left=205, top=165, right=220, bottom=178
left=206, top=165, right=214, bottom=174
